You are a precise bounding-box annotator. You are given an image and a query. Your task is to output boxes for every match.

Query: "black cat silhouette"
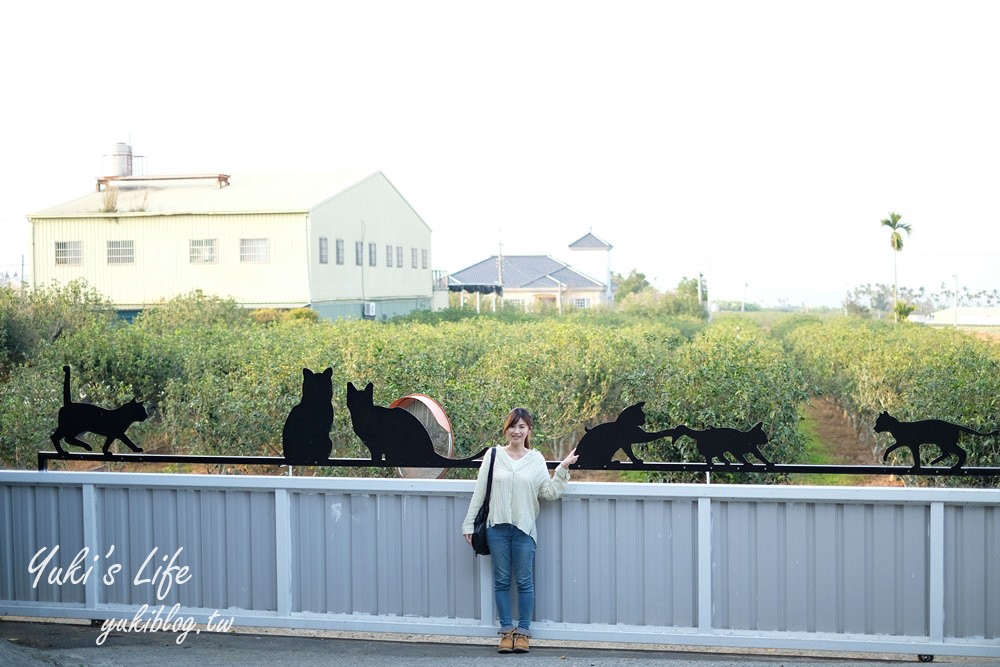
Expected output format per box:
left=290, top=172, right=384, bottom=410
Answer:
left=50, top=366, right=147, bottom=456
left=574, top=402, right=674, bottom=467
left=282, top=367, right=334, bottom=465
left=875, top=411, right=996, bottom=469
left=673, top=422, right=771, bottom=467
left=346, top=382, right=487, bottom=466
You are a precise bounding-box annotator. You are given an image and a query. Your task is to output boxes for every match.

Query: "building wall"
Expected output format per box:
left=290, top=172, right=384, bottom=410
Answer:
left=307, top=174, right=432, bottom=304
left=31, top=212, right=312, bottom=309
left=30, top=172, right=433, bottom=314
left=503, top=287, right=606, bottom=310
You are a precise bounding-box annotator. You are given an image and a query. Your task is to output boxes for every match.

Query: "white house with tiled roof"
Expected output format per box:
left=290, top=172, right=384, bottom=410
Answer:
left=28, top=169, right=433, bottom=320
left=448, top=254, right=606, bottom=313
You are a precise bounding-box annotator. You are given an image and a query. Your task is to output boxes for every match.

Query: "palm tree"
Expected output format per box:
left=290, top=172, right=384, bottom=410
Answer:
left=880, top=211, right=912, bottom=321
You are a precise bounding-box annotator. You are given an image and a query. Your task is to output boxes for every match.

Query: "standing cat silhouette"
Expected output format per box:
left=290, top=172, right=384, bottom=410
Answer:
left=282, top=367, right=334, bottom=465
left=346, top=381, right=487, bottom=466
left=50, top=365, right=147, bottom=456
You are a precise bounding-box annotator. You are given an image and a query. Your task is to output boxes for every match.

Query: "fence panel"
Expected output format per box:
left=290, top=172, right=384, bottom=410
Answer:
left=0, top=471, right=997, bottom=658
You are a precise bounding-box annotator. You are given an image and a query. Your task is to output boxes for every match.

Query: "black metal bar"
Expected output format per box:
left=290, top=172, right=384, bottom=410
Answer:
left=566, top=461, right=1000, bottom=477
left=36, top=451, right=1000, bottom=476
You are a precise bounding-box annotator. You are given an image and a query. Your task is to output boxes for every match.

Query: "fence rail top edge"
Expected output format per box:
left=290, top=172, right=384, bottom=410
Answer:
left=2, top=470, right=999, bottom=504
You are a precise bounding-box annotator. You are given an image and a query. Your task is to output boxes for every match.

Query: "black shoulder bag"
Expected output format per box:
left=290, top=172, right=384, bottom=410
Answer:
left=471, top=448, right=497, bottom=556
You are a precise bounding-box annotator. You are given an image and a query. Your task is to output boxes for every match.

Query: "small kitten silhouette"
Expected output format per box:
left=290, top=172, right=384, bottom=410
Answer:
left=346, top=381, right=487, bottom=466
left=50, top=365, right=147, bottom=456
left=282, top=367, right=334, bottom=465
left=673, top=422, right=771, bottom=467
left=875, top=411, right=996, bottom=469
left=574, top=402, right=674, bottom=467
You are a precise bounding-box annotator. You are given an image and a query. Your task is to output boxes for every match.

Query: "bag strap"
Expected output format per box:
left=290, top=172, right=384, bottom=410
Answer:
left=482, top=447, right=497, bottom=508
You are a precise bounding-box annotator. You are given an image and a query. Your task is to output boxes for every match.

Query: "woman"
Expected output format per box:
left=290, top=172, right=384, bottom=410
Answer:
left=462, top=408, right=578, bottom=654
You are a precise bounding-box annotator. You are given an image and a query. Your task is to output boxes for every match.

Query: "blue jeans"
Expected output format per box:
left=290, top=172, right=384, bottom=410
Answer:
left=487, top=523, right=536, bottom=635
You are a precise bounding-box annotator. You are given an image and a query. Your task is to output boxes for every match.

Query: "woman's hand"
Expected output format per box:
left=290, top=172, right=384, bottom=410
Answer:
left=558, top=448, right=579, bottom=469
left=464, top=533, right=472, bottom=545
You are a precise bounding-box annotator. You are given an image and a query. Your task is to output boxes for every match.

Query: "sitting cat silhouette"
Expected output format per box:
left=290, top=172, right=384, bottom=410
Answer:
left=673, top=422, right=771, bottom=467
left=282, top=367, right=334, bottom=465
left=50, top=365, right=147, bottom=456
left=346, top=381, right=487, bottom=466
left=875, top=411, right=996, bottom=469
left=574, top=402, right=674, bottom=467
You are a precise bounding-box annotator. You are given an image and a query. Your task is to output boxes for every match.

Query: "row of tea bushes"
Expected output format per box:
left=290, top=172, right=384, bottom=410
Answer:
left=621, top=318, right=809, bottom=483
left=1, top=299, right=811, bottom=482
left=782, top=318, right=1000, bottom=482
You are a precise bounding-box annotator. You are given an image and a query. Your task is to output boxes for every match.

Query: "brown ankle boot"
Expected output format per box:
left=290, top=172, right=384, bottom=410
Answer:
left=512, top=632, right=530, bottom=653
left=497, top=631, right=514, bottom=653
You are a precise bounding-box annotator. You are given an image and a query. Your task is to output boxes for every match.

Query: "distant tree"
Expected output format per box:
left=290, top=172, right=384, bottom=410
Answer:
left=618, top=278, right=709, bottom=320
left=675, top=276, right=704, bottom=315
left=894, top=301, right=916, bottom=321
left=612, top=270, right=651, bottom=303
left=880, top=212, right=912, bottom=322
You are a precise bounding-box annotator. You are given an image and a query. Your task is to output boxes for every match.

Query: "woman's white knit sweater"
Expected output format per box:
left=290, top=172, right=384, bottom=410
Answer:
left=462, top=446, right=570, bottom=542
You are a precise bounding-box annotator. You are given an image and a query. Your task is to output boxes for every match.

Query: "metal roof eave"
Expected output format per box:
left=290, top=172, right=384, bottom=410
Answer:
left=28, top=209, right=312, bottom=220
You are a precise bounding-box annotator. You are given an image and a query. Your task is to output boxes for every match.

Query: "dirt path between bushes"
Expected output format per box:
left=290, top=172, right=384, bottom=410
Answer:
left=800, top=395, right=903, bottom=486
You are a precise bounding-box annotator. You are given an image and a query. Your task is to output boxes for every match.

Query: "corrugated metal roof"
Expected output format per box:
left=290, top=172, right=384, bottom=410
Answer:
left=449, top=255, right=604, bottom=290
left=28, top=170, right=379, bottom=218
left=568, top=231, right=612, bottom=250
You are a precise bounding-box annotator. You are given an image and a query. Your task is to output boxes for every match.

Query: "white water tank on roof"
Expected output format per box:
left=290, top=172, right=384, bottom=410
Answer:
left=108, top=142, right=133, bottom=177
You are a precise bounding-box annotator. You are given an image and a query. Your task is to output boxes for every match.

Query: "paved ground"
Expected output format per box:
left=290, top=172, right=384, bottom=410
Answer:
left=1, top=618, right=996, bottom=667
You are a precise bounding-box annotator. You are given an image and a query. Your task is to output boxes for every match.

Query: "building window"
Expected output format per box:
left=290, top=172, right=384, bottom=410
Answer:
left=355, top=241, right=363, bottom=266
left=240, top=238, right=269, bottom=263
left=54, top=241, right=82, bottom=265
left=396, top=246, right=403, bottom=269
left=107, top=240, right=135, bottom=264
left=411, top=248, right=418, bottom=268
left=319, top=237, right=329, bottom=264
left=573, top=298, right=592, bottom=309
left=190, top=239, right=218, bottom=263
left=335, top=239, right=345, bottom=265
left=421, top=249, right=428, bottom=269
left=368, top=242, right=377, bottom=266
left=386, top=244, right=393, bottom=267
left=507, top=298, right=526, bottom=310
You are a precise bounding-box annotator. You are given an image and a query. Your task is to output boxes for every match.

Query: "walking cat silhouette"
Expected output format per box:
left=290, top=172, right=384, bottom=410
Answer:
left=346, top=382, right=487, bottom=466
left=50, top=365, right=147, bottom=456
left=282, top=367, right=334, bottom=465
left=875, top=411, right=996, bottom=469
left=673, top=422, right=772, bottom=467
left=574, top=402, right=674, bottom=467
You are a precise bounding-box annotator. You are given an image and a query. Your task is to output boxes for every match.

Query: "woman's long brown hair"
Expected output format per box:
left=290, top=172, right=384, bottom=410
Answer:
left=502, top=408, right=534, bottom=449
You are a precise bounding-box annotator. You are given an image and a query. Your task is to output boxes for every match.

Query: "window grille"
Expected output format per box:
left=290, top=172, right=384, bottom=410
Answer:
left=190, top=239, right=218, bottom=263
left=54, top=241, right=82, bottom=265
left=107, top=240, right=135, bottom=264
left=240, top=238, right=269, bottom=263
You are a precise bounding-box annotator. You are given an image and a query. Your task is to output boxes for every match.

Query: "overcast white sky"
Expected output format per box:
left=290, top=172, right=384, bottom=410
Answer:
left=1, top=1, right=997, bottom=307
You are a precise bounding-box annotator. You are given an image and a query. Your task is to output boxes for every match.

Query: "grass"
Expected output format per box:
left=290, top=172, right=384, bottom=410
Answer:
left=790, top=405, right=863, bottom=486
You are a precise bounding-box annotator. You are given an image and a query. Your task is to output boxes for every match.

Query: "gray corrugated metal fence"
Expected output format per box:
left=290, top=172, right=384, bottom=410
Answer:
left=0, top=471, right=997, bottom=658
